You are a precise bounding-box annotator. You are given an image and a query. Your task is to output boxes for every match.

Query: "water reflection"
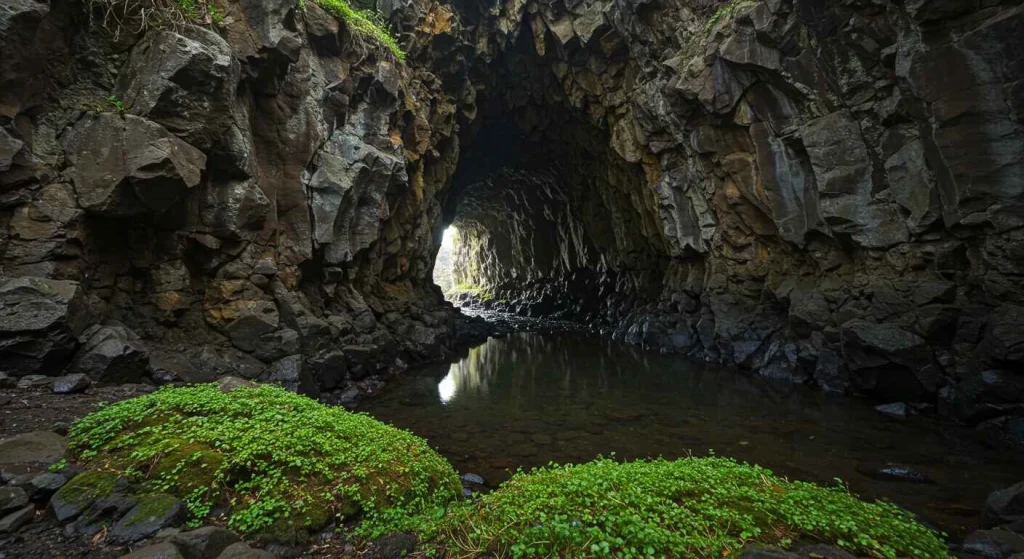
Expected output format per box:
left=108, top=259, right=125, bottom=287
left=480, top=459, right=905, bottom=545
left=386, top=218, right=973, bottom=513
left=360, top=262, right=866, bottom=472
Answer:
left=364, top=332, right=1020, bottom=539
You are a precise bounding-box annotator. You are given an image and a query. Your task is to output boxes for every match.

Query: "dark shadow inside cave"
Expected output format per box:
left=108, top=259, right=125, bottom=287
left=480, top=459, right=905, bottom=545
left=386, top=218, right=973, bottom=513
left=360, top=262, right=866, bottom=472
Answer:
left=428, top=28, right=667, bottom=317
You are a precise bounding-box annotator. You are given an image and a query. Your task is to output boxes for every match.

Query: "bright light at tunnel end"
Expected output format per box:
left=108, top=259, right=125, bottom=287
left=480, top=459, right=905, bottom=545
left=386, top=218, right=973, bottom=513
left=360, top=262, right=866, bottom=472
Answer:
left=440, top=225, right=456, bottom=251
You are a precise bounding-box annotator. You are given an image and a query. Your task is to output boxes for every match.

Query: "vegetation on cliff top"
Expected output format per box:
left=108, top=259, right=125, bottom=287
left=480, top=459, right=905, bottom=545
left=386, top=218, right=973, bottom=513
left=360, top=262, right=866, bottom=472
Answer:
left=88, top=0, right=403, bottom=60
left=68, top=384, right=460, bottom=542
left=68, top=385, right=948, bottom=557
left=307, top=0, right=405, bottom=60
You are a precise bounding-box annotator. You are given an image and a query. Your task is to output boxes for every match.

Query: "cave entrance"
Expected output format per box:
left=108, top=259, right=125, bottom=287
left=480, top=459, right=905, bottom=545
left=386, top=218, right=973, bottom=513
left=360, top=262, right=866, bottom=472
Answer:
left=432, top=225, right=459, bottom=300
left=427, top=17, right=664, bottom=318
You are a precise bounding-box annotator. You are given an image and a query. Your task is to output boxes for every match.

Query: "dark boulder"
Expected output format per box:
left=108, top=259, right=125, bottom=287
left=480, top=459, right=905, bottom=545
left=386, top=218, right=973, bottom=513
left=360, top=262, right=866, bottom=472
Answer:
left=149, top=350, right=215, bottom=385
left=0, top=486, right=28, bottom=512
left=987, top=482, right=1024, bottom=524
left=116, top=26, right=238, bottom=152
left=168, top=526, right=241, bottom=559
left=0, top=278, right=88, bottom=377
left=48, top=471, right=125, bottom=522
left=16, top=471, right=67, bottom=502
left=52, top=373, right=90, bottom=394
left=980, top=305, right=1024, bottom=365
left=109, top=493, right=184, bottom=543
left=70, top=324, right=150, bottom=384
left=0, top=431, right=66, bottom=466
left=0, top=504, right=34, bottom=533
left=261, top=354, right=317, bottom=396
left=365, top=533, right=417, bottom=559
left=841, top=320, right=939, bottom=401
left=963, top=529, right=1024, bottom=559
left=62, top=113, right=205, bottom=217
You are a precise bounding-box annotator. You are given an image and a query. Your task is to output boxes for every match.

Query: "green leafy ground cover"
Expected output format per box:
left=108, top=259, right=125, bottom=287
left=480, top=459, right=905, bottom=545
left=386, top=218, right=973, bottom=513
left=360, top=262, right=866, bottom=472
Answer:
left=308, top=0, right=404, bottom=59
left=438, top=458, right=949, bottom=559
left=68, top=385, right=949, bottom=557
left=68, top=384, right=460, bottom=541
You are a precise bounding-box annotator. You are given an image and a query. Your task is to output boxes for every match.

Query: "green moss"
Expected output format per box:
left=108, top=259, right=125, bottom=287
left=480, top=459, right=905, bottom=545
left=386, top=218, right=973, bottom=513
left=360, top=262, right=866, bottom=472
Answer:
left=705, top=0, right=756, bottom=32
left=53, top=471, right=120, bottom=511
left=302, top=0, right=405, bottom=60
left=124, top=493, right=180, bottom=527
left=68, top=384, right=461, bottom=541
left=448, top=282, right=495, bottom=301
left=434, top=457, right=950, bottom=559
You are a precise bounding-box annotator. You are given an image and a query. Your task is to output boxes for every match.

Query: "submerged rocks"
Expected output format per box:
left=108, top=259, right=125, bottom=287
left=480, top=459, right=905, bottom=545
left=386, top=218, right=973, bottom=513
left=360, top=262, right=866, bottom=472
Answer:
left=855, top=462, right=934, bottom=484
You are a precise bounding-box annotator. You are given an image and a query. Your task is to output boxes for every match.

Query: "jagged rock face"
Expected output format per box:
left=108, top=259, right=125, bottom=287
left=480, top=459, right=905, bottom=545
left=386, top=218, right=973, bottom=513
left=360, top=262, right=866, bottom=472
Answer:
left=0, top=0, right=474, bottom=398
left=0, top=0, right=1022, bottom=443
left=438, top=0, right=1024, bottom=443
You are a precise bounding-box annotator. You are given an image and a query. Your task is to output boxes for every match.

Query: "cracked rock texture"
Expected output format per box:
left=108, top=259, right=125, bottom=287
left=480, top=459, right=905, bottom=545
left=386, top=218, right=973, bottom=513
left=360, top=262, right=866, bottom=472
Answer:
left=0, top=0, right=1022, bottom=446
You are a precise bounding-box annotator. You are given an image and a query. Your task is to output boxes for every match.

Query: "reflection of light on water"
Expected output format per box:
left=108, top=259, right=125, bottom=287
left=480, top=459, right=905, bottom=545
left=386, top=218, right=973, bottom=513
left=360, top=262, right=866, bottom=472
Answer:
left=437, top=366, right=457, bottom=404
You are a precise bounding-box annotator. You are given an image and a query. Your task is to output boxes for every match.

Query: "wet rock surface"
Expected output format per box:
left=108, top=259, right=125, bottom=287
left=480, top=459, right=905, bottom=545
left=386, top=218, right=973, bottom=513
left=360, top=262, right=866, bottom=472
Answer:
left=0, top=0, right=1017, bottom=447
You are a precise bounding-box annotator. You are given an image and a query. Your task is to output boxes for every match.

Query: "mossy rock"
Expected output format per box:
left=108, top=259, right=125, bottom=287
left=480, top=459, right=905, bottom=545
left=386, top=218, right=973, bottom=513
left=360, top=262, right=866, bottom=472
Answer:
left=49, top=471, right=124, bottom=522
left=436, top=457, right=951, bottom=559
left=110, top=493, right=184, bottom=543
left=67, top=384, right=461, bottom=541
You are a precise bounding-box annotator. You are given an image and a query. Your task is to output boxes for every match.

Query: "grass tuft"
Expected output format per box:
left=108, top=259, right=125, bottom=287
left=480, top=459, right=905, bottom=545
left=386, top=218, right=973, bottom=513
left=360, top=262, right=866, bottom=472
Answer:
left=304, top=0, right=405, bottom=60
left=68, top=384, right=460, bottom=541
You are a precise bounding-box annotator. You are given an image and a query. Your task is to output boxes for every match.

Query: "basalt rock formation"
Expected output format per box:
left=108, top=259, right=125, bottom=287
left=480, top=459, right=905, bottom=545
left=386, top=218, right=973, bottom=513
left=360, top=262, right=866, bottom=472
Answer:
left=0, top=0, right=1022, bottom=445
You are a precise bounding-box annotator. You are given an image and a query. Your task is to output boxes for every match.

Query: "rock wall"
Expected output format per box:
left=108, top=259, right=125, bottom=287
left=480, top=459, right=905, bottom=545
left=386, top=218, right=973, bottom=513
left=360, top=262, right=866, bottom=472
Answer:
left=441, top=0, right=1024, bottom=448
left=1, top=0, right=1023, bottom=445
left=0, top=0, right=489, bottom=404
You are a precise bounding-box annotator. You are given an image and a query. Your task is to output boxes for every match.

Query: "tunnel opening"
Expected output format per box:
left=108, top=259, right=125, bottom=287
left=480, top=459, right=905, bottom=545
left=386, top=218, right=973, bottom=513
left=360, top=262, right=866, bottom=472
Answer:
left=430, top=22, right=670, bottom=321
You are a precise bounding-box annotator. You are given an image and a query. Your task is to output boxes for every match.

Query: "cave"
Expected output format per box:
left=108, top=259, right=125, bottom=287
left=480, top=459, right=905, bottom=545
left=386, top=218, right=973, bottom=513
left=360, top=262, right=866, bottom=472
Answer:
left=1, top=0, right=1024, bottom=555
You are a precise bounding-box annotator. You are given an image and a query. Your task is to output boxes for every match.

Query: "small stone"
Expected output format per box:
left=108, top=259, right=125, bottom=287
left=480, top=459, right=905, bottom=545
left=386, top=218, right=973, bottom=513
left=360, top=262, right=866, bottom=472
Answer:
left=49, top=471, right=124, bottom=522
left=366, top=533, right=417, bottom=559
left=52, top=373, right=91, bottom=394
left=0, top=486, right=29, bottom=512
left=0, top=372, right=14, bottom=388
left=855, top=462, right=934, bottom=484
left=25, top=472, right=68, bottom=502
left=169, top=526, right=241, bottom=559
left=0, top=504, right=35, bottom=533
left=217, top=376, right=255, bottom=393
left=16, top=375, right=51, bottom=389
left=121, top=542, right=186, bottom=559
left=875, top=402, right=910, bottom=418
left=216, top=542, right=276, bottom=559
left=110, top=493, right=184, bottom=543
left=0, top=431, right=67, bottom=465
left=460, top=473, right=486, bottom=485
